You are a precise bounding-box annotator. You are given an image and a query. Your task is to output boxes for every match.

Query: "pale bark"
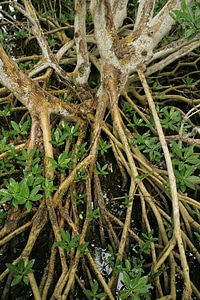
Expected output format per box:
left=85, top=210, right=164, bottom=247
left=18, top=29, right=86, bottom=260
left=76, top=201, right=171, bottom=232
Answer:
left=73, top=0, right=90, bottom=85
left=146, top=37, right=200, bottom=76
left=13, top=0, right=72, bottom=83
left=110, top=0, right=129, bottom=28
left=134, top=0, right=155, bottom=30
left=0, top=45, right=77, bottom=121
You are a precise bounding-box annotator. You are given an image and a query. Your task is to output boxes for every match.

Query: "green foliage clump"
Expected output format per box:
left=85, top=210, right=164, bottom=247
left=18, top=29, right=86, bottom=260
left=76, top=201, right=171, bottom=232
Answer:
left=119, top=268, right=152, bottom=300
left=107, top=243, right=157, bottom=300
left=170, top=141, right=200, bottom=192
left=6, top=259, right=35, bottom=286
left=0, top=146, right=45, bottom=210
left=94, top=162, right=109, bottom=175
left=0, top=177, right=43, bottom=211
left=83, top=281, right=107, bottom=300
left=96, top=139, right=112, bottom=155
left=170, top=0, right=200, bottom=40
left=54, top=229, right=89, bottom=256
left=122, top=101, right=200, bottom=193
left=50, top=123, right=80, bottom=147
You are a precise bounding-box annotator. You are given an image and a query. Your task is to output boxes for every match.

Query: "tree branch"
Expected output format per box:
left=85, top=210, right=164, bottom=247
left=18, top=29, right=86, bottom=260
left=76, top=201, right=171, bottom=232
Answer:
left=15, top=0, right=72, bottom=84
left=149, top=37, right=194, bottom=63
left=149, top=0, right=192, bottom=47
left=110, top=0, right=128, bottom=29
left=0, top=45, right=78, bottom=122
left=146, top=38, right=200, bottom=76
left=73, top=0, right=90, bottom=85
left=134, top=0, right=155, bottom=30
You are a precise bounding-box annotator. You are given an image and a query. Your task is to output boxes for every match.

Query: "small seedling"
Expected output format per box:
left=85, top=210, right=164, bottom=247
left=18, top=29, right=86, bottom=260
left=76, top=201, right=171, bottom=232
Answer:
left=83, top=281, right=107, bottom=300
left=47, top=152, right=73, bottom=173
left=10, top=119, right=31, bottom=136
left=120, top=193, right=134, bottom=208
left=54, top=229, right=89, bottom=256
left=139, top=230, right=158, bottom=257
left=96, top=139, right=111, bottom=155
left=54, top=229, right=81, bottom=253
left=73, top=192, right=86, bottom=205
left=119, top=270, right=153, bottom=300
left=94, top=162, right=109, bottom=175
left=87, top=206, right=100, bottom=222
left=6, top=259, right=35, bottom=286
left=75, top=167, right=87, bottom=182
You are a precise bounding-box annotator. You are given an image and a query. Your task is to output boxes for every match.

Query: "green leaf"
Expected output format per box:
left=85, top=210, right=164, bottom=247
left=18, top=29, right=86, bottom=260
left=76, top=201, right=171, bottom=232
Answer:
left=185, top=155, right=200, bottom=164
left=186, top=175, right=200, bottom=183
left=184, top=145, right=194, bottom=159
left=54, top=241, right=68, bottom=248
left=11, top=275, right=22, bottom=286
left=0, top=193, right=13, bottom=203
left=102, top=164, right=108, bottom=171
left=96, top=161, right=101, bottom=170
left=96, top=139, right=111, bottom=154
left=12, top=198, right=20, bottom=208
left=54, top=129, right=61, bottom=143
left=29, top=185, right=43, bottom=202
left=185, top=28, right=195, bottom=38
left=23, top=276, right=30, bottom=285
left=184, top=166, right=195, bottom=178
left=94, top=162, right=108, bottom=175
left=6, top=263, right=20, bottom=274
left=18, top=258, right=24, bottom=273
left=118, top=289, right=129, bottom=300
left=135, top=282, right=153, bottom=294
left=123, top=271, right=131, bottom=287
left=134, top=276, right=151, bottom=293
left=171, top=141, right=182, bottom=158
left=181, top=0, right=187, bottom=12
left=46, top=157, right=57, bottom=168
left=79, top=241, right=89, bottom=254
left=11, top=121, right=20, bottom=132
left=24, top=259, right=35, bottom=275
left=26, top=201, right=32, bottom=211
left=61, top=157, right=71, bottom=167
left=19, top=180, right=29, bottom=198
left=13, top=194, right=27, bottom=204
left=70, top=234, right=81, bottom=247
left=131, top=270, right=142, bottom=288
left=9, top=178, right=19, bottom=193
left=184, top=180, right=195, bottom=190
left=83, top=289, right=94, bottom=297
left=71, top=123, right=80, bottom=136
left=43, top=178, right=56, bottom=196
left=31, top=194, right=43, bottom=201
left=130, top=293, right=140, bottom=300
left=96, top=292, right=107, bottom=298
left=61, top=229, right=70, bottom=243
left=194, top=231, right=200, bottom=240
left=33, top=175, right=44, bottom=186
left=125, top=259, right=131, bottom=272
left=92, top=281, right=98, bottom=294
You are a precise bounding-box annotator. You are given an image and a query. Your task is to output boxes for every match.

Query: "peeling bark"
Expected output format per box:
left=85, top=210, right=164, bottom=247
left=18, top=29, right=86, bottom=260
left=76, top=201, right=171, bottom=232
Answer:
left=0, top=45, right=78, bottom=122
